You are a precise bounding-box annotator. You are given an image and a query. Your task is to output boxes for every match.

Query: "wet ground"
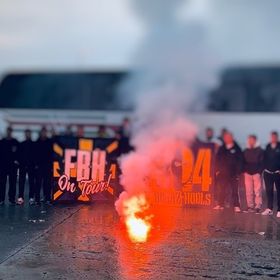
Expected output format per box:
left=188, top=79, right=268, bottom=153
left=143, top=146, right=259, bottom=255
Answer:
left=0, top=202, right=280, bottom=280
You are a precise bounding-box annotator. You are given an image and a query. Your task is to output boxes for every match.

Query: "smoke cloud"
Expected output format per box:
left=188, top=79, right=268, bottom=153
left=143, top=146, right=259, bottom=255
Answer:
left=115, top=0, right=280, bottom=230
left=115, top=0, right=217, bottom=219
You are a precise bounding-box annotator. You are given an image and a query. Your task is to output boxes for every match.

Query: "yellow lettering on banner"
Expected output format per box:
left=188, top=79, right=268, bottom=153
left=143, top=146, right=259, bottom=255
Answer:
left=106, top=141, right=118, bottom=154
left=78, top=195, right=90, bottom=202
left=109, top=164, right=117, bottom=179
left=193, top=149, right=212, bottom=192
left=79, top=139, right=93, bottom=151
left=53, top=161, right=60, bottom=177
left=107, top=186, right=114, bottom=195
left=53, top=190, right=63, bottom=200
left=201, top=149, right=212, bottom=192
left=181, top=148, right=212, bottom=192
left=148, top=191, right=212, bottom=207
left=70, top=168, right=77, bottom=178
left=182, top=147, right=194, bottom=185
left=53, top=143, right=63, bottom=156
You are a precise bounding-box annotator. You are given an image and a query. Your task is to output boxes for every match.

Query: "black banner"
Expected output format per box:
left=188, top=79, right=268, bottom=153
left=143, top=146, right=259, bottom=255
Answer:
left=52, top=137, right=215, bottom=206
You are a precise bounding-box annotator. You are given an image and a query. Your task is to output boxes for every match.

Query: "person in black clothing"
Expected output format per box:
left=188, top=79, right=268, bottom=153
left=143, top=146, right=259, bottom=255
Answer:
left=262, top=131, right=280, bottom=217
left=214, top=132, right=243, bottom=212
left=243, top=135, right=264, bottom=213
left=0, top=126, right=19, bottom=205
left=17, top=129, right=36, bottom=205
left=35, top=127, right=53, bottom=205
left=117, top=118, right=133, bottom=154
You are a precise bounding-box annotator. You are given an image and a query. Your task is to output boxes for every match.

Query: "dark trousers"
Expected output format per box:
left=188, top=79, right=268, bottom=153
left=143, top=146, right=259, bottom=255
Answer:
left=18, top=166, right=36, bottom=199
left=35, top=166, right=52, bottom=202
left=217, top=175, right=240, bottom=207
left=263, top=172, right=280, bottom=211
left=0, top=166, right=17, bottom=202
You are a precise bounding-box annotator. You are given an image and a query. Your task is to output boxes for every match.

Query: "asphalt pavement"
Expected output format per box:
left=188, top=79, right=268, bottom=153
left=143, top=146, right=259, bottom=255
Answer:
left=0, top=201, right=280, bottom=280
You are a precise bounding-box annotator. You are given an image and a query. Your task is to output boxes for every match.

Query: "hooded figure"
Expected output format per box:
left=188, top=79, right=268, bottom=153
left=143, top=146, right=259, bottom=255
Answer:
left=214, top=132, right=243, bottom=212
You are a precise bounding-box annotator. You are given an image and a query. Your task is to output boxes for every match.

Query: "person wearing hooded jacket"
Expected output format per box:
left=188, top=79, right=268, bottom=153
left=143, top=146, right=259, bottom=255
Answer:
left=34, top=127, right=53, bottom=205
left=262, top=131, right=280, bottom=218
left=17, top=129, right=36, bottom=205
left=0, top=126, right=19, bottom=205
left=214, top=132, right=243, bottom=213
left=243, top=135, right=264, bottom=213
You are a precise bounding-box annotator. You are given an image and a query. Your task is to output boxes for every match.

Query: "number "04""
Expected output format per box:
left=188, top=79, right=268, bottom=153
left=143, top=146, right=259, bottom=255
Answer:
left=181, top=148, right=212, bottom=192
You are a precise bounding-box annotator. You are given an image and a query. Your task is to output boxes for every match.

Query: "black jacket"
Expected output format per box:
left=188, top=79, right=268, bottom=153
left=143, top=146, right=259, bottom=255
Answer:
left=35, top=137, right=53, bottom=168
left=216, top=142, right=243, bottom=178
left=0, top=138, right=19, bottom=168
left=243, top=146, right=264, bottom=175
left=18, top=139, right=36, bottom=168
left=264, top=142, right=280, bottom=172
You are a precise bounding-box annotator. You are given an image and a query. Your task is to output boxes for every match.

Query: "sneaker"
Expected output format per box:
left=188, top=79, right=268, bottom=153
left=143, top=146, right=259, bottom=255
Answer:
left=213, top=205, right=224, bottom=210
left=29, top=198, right=35, bottom=205
left=16, top=197, right=24, bottom=205
left=261, top=208, right=273, bottom=216
left=277, top=212, right=280, bottom=218
left=225, top=203, right=230, bottom=209
left=234, top=207, right=241, bottom=213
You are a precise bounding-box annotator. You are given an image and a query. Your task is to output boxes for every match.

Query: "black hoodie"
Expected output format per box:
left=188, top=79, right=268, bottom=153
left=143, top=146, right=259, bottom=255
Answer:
left=0, top=137, right=19, bottom=168
left=18, top=139, right=36, bottom=168
left=264, top=142, right=280, bottom=172
left=35, top=137, right=53, bottom=168
left=216, top=142, right=243, bottom=178
left=243, top=146, right=264, bottom=175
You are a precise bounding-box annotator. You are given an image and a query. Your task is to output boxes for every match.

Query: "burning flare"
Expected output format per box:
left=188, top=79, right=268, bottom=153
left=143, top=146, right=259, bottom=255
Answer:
left=122, top=194, right=151, bottom=243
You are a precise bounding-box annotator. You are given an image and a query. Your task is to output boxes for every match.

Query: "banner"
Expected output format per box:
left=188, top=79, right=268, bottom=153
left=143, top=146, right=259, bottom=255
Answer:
left=52, top=137, right=215, bottom=206
left=52, top=136, right=122, bottom=202
left=148, top=142, right=216, bottom=207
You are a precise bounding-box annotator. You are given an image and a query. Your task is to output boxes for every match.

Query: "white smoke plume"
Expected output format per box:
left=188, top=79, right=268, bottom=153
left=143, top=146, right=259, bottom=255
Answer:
left=115, top=0, right=280, bottom=226
left=115, top=0, right=218, bottom=217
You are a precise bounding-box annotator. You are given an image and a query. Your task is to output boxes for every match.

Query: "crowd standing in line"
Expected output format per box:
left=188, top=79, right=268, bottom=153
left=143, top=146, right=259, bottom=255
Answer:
left=1, top=121, right=280, bottom=219
left=206, top=127, right=280, bottom=218
left=0, top=119, right=132, bottom=206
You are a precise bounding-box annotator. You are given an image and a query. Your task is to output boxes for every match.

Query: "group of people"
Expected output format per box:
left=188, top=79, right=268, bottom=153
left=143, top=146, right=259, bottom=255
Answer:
left=0, top=126, right=53, bottom=206
left=206, top=128, right=280, bottom=218
left=0, top=119, right=132, bottom=206
left=1, top=121, right=280, bottom=218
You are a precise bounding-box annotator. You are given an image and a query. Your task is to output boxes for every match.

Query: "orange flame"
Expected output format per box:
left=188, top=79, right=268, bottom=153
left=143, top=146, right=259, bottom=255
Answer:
left=123, top=194, right=151, bottom=243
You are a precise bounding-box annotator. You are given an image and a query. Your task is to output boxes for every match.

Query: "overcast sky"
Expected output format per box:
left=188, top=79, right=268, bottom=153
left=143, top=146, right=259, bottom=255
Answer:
left=1, top=0, right=279, bottom=78
left=0, top=0, right=208, bottom=76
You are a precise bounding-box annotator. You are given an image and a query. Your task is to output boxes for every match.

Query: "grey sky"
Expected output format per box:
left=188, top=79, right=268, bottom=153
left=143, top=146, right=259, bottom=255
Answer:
left=0, top=0, right=207, bottom=76
left=0, top=0, right=279, bottom=78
